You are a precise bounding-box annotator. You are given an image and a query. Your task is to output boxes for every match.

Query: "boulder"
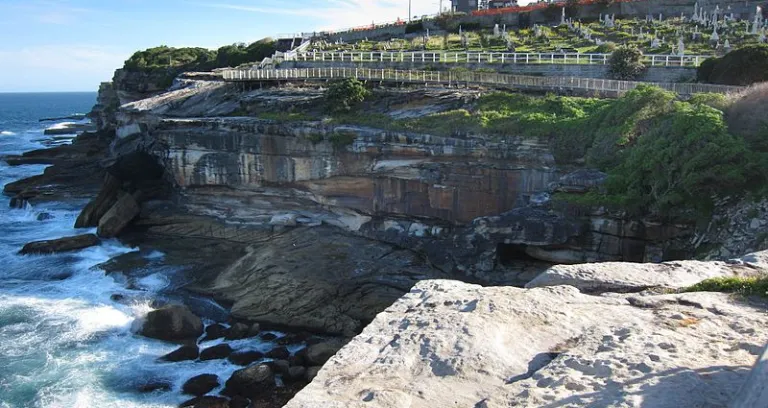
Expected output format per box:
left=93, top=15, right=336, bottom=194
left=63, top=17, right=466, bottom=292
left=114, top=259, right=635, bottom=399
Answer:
left=179, top=396, right=230, bottom=408
left=285, top=366, right=307, bottom=383
left=305, top=340, right=345, bottom=366
left=75, top=173, right=121, bottom=228
left=284, top=279, right=768, bottom=408
left=223, top=364, right=275, bottom=398
left=732, top=343, right=768, bottom=408
left=201, top=323, right=227, bottom=342
left=228, top=350, right=265, bottom=366
left=199, top=344, right=233, bottom=361
left=305, top=366, right=322, bottom=382
left=228, top=396, right=251, bottom=408
left=261, top=333, right=278, bottom=341
left=19, top=234, right=100, bottom=255
left=271, top=359, right=291, bottom=376
left=247, top=323, right=260, bottom=338
left=97, top=191, right=140, bottom=238
left=159, top=345, right=199, bottom=362
left=136, top=379, right=172, bottom=393
left=525, top=260, right=753, bottom=293
left=225, top=322, right=250, bottom=340
left=182, top=374, right=220, bottom=396
left=138, top=305, right=203, bottom=342
left=266, top=346, right=290, bottom=360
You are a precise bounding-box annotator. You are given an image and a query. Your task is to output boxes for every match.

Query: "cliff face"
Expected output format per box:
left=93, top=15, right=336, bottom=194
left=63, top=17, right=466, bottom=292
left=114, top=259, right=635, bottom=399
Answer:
left=83, top=77, right=691, bottom=333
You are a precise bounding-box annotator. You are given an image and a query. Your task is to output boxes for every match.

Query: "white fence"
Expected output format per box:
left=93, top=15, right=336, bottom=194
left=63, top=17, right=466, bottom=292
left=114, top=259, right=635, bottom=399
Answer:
left=222, top=67, right=741, bottom=95
left=294, top=51, right=709, bottom=67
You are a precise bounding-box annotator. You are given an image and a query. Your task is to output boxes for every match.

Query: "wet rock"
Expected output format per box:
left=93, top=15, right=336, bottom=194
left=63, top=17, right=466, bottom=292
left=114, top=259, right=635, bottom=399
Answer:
left=159, top=345, right=199, bottom=362
left=247, top=323, right=260, bottom=338
left=138, top=305, right=203, bottom=342
left=75, top=173, right=121, bottom=228
left=222, top=364, right=275, bottom=398
left=97, top=192, right=140, bottom=238
left=228, top=396, right=251, bottom=408
left=36, top=212, right=54, bottom=221
left=288, top=353, right=306, bottom=367
left=260, top=333, right=278, bottom=341
left=110, top=293, right=126, bottom=302
left=228, top=350, right=265, bottom=366
left=305, top=340, right=345, bottom=366
left=286, top=366, right=307, bottom=383
left=305, top=366, right=322, bottom=382
left=19, top=234, right=100, bottom=255
left=266, top=346, right=290, bottom=360
left=225, top=322, right=249, bottom=340
left=199, top=344, right=234, bottom=361
left=201, top=323, right=227, bottom=342
left=182, top=374, right=220, bottom=396
left=137, top=379, right=172, bottom=393
left=271, top=359, right=291, bottom=376
left=179, top=396, right=230, bottom=408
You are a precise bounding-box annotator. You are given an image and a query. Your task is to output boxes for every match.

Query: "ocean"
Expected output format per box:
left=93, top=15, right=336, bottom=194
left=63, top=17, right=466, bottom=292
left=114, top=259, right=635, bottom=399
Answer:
left=0, top=93, right=283, bottom=408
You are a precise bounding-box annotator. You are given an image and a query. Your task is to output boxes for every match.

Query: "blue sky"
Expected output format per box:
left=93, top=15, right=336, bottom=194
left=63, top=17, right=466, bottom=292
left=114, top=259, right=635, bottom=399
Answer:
left=0, top=0, right=445, bottom=92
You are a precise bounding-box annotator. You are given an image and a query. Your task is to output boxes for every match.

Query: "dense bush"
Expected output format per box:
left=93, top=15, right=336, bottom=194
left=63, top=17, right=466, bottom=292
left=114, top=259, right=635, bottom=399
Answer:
left=325, top=78, right=370, bottom=112
left=696, top=57, right=717, bottom=82
left=595, top=42, right=617, bottom=53
left=405, top=21, right=424, bottom=34
left=123, top=38, right=276, bottom=73
left=698, top=44, right=768, bottom=85
left=608, top=45, right=646, bottom=80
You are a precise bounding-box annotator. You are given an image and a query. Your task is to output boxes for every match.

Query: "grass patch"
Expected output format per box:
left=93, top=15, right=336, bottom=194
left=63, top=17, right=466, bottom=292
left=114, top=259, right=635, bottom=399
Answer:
left=684, top=277, right=768, bottom=298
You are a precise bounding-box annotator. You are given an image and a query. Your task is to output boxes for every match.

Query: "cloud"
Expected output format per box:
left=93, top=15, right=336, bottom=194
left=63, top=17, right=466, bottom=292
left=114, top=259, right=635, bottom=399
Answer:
left=196, top=0, right=440, bottom=31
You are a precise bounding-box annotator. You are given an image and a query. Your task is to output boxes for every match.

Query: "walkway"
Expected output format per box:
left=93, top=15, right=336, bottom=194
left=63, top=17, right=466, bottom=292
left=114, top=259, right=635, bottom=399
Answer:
left=294, top=51, right=708, bottom=68
left=222, top=67, right=741, bottom=96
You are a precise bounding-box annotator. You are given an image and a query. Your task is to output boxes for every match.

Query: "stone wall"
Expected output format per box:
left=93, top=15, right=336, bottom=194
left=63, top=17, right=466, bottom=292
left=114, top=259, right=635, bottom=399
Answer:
left=286, top=60, right=697, bottom=82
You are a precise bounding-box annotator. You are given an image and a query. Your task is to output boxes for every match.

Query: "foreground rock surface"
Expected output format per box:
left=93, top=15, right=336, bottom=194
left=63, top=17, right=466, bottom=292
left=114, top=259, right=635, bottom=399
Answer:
left=286, top=279, right=768, bottom=408
left=526, top=259, right=765, bottom=293
left=19, top=234, right=100, bottom=255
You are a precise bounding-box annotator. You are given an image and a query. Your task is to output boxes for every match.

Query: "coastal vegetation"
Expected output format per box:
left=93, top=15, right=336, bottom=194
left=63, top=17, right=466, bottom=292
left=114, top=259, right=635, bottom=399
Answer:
left=685, top=276, right=768, bottom=297
left=697, top=44, right=768, bottom=85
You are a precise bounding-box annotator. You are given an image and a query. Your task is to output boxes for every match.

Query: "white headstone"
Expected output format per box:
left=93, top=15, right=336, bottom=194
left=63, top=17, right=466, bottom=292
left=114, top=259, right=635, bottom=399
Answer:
left=561, top=7, right=566, bottom=25
left=710, top=27, right=719, bottom=42
left=677, top=37, right=685, bottom=55
left=651, top=36, right=661, bottom=48
left=494, top=24, right=500, bottom=37
left=724, top=38, right=731, bottom=49
left=659, top=13, right=663, bottom=21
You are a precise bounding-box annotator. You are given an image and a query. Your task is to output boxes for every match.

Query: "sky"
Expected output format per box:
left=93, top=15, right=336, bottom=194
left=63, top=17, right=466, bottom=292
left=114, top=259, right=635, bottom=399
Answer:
left=0, top=0, right=447, bottom=92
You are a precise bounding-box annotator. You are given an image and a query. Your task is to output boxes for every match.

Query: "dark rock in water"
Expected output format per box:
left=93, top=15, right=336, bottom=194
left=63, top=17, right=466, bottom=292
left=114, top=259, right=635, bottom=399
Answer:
left=247, top=323, right=260, bottom=338
left=137, top=379, right=172, bottom=393
left=260, top=333, right=278, bottom=341
left=179, top=396, right=230, bottom=408
left=139, top=305, right=203, bottom=342
left=305, top=340, right=345, bottom=366
left=228, top=350, right=265, bottom=366
left=19, top=234, right=100, bottom=255
left=9, top=196, right=27, bottom=209
left=182, top=374, right=220, bottom=396
left=97, top=191, right=140, bottom=238
left=160, top=345, right=199, bottom=362
left=75, top=173, right=121, bottom=228
left=96, top=251, right=150, bottom=275
left=228, top=396, right=251, bottom=408
left=271, top=359, right=290, bottom=376
left=222, top=364, right=275, bottom=398
left=285, top=366, right=307, bottom=383
left=288, top=353, right=306, bottom=367
left=201, top=323, right=227, bottom=342
left=36, top=212, right=54, bottom=221
left=199, top=344, right=233, bottom=361
left=306, top=366, right=322, bottom=382
left=265, top=346, right=290, bottom=360
left=110, top=293, right=126, bottom=302
left=225, top=322, right=249, bottom=340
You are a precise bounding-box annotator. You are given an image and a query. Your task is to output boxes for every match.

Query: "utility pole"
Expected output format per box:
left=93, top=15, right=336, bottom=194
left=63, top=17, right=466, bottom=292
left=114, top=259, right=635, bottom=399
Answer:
left=409, top=0, right=412, bottom=21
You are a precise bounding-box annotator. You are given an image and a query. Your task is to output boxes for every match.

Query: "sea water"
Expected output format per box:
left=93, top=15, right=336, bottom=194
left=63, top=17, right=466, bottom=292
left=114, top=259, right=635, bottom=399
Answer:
left=0, top=93, right=282, bottom=408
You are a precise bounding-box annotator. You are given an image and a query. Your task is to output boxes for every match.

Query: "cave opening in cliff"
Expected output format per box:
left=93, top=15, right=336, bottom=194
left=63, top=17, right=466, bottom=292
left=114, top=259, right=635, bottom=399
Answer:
left=496, top=243, right=541, bottom=265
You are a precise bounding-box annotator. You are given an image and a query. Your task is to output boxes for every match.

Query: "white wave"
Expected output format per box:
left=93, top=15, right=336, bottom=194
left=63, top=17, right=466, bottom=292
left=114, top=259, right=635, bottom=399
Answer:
left=0, top=131, right=16, bottom=136
left=47, top=121, right=77, bottom=130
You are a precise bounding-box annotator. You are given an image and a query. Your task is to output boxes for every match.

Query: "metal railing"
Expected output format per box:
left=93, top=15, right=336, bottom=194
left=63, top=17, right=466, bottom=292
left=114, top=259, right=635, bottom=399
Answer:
left=294, top=51, right=710, bottom=67
left=222, top=67, right=741, bottom=95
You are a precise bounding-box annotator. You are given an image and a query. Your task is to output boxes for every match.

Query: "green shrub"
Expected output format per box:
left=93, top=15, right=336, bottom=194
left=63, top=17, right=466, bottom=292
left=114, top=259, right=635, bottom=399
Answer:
left=700, top=44, right=768, bottom=85
left=685, top=277, right=768, bottom=297
left=689, top=93, right=731, bottom=111
left=406, top=21, right=424, bottom=34
left=607, top=45, right=646, bottom=80
left=329, top=130, right=357, bottom=148
left=595, top=42, right=617, bottom=53
left=325, top=78, right=370, bottom=113
left=697, top=57, right=717, bottom=82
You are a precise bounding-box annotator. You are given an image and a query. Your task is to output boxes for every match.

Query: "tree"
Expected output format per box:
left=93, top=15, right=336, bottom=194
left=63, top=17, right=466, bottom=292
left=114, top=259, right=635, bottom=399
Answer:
left=698, top=44, right=768, bottom=85
left=608, top=45, right=646, bottom=80
left=325, top=78, right=370, bottom=113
